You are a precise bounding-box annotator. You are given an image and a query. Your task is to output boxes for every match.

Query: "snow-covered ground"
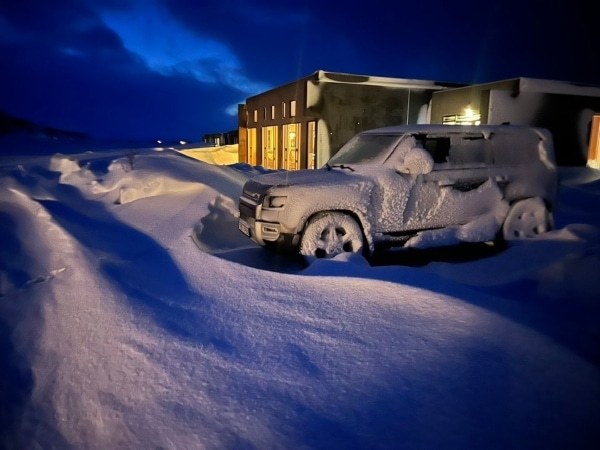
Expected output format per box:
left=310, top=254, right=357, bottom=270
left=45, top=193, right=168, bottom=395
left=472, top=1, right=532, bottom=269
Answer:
left=1, top=146, right=599, bottom=449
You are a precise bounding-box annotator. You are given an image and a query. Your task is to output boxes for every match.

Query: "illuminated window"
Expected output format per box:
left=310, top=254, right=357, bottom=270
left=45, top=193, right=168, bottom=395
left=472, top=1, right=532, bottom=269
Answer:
left=253, top=109, right=258, bottom=122
left=263, top=107, right=267, bottom=120
left=271, top=105, right=275, bottom=120
left=587, top=114, right=600, bottom=168
left=290, top=100, right=297, bottom=117
left=308, top=121, right=316, bottom=169
left=282, top=102, right=286, bottom=118
left=443, top=107, right=481, bottom=125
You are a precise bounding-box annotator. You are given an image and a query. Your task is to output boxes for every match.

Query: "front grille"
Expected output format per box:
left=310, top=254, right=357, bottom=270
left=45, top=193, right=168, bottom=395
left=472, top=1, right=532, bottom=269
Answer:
left=239, top=201, right=256, bottom=219
left=239, top=193, right=262, bottom=217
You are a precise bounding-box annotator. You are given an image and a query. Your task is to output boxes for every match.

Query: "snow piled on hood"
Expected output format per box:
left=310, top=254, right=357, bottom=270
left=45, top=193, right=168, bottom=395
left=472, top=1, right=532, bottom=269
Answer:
left=1, top=148, right=599, bottom=449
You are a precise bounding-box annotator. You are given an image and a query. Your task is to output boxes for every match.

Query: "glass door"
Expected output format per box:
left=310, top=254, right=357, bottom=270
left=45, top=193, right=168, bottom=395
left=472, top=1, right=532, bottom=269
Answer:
left=283, top=123, right=300, bottom=170
left=262, top=126, right=278, bottom=169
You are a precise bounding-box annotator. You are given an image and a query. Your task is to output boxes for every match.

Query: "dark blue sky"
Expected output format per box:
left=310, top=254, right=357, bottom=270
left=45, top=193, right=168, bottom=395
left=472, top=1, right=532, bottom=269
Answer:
left=1, top=0, right=597, bottom=141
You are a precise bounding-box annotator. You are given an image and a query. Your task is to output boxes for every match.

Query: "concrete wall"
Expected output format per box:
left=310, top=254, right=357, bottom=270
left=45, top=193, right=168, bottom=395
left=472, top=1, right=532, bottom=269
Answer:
left=306, top=81, right=434, bottom=165
left=432, top=79, right=600, bottom=166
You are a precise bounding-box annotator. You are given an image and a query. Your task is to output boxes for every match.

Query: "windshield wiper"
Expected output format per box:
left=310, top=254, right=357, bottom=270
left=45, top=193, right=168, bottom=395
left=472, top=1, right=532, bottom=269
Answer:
left=330, top=164, right=355, bottom=172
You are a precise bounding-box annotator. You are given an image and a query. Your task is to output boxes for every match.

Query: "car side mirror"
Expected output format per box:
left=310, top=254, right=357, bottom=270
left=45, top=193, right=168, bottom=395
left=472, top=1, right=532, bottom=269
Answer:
left=399, top=148, right=434, bottom=175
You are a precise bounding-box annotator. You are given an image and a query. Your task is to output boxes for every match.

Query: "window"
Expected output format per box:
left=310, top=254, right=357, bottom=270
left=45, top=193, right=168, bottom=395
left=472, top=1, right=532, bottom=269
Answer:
left=282, top=102, right=286, bottom=118
left=263, top=107, right=267, bottom=120
left=414, top=134, right=450, bottom=164
left=290, top=100, right=297, bottom=117
left=449, top=136, right=491, bottom=165
left=253, top=109, right=258, bottom=123
left=271, top=105, right=275, bottom=120
left=587, top=114, right=600, bottom=168
left=442, top=111, right=481, bottom=125
left=308, top=121, right=316, bottom=169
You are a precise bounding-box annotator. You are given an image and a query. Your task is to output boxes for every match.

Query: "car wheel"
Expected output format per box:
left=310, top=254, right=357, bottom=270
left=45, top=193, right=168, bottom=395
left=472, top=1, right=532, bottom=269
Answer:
left=299, top=212, right=364, bottom=263
left=502, top=197, right=553, bottom=240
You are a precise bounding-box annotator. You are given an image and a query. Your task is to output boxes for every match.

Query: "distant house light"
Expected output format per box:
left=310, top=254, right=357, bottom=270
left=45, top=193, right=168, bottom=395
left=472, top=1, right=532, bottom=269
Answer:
left=179, top=140, right=187, bottom=145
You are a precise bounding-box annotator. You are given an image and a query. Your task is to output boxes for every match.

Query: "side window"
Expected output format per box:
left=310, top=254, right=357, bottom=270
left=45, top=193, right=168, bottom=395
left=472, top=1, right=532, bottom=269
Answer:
left=415, top=134, right=450, bottom=164
left=448, top=134, right=492, bottom=166
left=492, top=132, right=538, bottom=165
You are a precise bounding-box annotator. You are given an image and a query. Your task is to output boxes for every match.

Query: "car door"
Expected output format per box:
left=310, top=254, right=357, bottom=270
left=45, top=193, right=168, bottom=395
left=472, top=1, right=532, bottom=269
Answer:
left=401, top=132, right=500, bottom=230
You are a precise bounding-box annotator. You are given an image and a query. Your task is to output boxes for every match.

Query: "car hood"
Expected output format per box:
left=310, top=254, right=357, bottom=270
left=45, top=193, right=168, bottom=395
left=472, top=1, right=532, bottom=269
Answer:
left=243, top=168, right=368, bottom=193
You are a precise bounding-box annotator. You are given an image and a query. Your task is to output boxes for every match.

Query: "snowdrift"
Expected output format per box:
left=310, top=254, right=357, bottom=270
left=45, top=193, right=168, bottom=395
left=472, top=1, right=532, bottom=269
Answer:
left=1, top=148, right=599, bottom=449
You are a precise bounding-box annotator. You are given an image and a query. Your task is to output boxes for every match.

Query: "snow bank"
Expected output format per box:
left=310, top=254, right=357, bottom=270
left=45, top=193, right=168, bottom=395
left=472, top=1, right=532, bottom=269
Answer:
left=1, top=148, right=599, bottom=449
left=178, top=144, right=239, bottom=166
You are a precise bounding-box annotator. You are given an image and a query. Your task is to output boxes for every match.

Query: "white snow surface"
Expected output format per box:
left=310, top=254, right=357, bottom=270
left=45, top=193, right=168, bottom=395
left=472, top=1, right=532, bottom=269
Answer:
left=1, top=148, right=600, bottom=449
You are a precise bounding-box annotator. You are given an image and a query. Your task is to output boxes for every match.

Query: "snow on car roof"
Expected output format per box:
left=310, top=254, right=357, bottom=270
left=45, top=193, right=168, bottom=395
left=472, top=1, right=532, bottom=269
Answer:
left=360, top=123, right=551, bottom=139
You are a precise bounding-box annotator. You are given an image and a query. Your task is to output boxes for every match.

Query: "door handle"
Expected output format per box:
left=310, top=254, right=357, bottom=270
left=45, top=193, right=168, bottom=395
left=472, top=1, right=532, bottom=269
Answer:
left=451, top=177, right=488, bottom=192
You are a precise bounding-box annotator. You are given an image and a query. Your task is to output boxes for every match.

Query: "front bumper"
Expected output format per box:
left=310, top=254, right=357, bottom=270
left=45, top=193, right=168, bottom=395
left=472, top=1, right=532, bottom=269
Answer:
left=238, top=189, right=301, bottom=251
left=238, top=195, right=278, bottom=246
left=238, top=216, right=281, bottom=246
left=238, top=214, right=300, bottom=250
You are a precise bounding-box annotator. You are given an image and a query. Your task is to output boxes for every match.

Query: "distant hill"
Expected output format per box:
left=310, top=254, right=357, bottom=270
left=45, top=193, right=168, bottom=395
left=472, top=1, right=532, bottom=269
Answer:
left=0, top=109, right=90, bottom=140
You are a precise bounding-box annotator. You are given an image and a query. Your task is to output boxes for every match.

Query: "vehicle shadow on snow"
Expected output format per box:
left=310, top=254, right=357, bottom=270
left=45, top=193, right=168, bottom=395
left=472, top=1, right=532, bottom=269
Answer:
left=35, top=182, right=234, bottom=353
left=370, top=242, right=506, bottom=267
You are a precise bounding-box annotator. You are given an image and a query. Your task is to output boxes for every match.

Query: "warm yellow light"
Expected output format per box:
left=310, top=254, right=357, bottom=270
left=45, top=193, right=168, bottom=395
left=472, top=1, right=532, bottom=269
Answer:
left=465, top=107, right=474, bottom=117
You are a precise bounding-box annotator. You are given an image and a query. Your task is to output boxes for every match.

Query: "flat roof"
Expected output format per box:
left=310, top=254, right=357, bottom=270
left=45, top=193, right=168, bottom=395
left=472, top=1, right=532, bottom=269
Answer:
left=361, top=123, right=550, bottom=136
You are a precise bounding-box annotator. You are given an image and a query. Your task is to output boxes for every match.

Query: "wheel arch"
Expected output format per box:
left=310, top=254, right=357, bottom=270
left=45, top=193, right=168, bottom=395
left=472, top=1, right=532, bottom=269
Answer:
left=501, top=196, right=554, bottom=241
left=504, top=195, right=556, bottom=224
left=299, top=209, right=374, bottom=256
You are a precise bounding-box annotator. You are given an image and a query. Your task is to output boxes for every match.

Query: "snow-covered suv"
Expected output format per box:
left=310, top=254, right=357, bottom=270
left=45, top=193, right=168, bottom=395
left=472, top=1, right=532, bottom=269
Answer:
left=238, top=124, right=558, bottom=262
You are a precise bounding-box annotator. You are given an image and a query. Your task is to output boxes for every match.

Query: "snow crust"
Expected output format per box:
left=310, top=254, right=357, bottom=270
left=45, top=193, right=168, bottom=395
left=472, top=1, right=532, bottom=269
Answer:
left=1, top=148, right=600, bottom=449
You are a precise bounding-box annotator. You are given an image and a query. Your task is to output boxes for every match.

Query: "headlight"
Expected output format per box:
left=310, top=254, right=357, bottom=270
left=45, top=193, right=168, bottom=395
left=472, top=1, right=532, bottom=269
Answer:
left=264, top=195, right=287, bottom=208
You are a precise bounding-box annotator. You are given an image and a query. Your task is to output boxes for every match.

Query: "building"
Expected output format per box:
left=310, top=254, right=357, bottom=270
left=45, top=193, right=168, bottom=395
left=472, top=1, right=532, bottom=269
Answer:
left=238, top=70, right=464, bottom=170
left=202, top=129, right=239, bottom=146
left=430, top=78, right=600, bottom=166
left=238, top=71, right=600, bottom=169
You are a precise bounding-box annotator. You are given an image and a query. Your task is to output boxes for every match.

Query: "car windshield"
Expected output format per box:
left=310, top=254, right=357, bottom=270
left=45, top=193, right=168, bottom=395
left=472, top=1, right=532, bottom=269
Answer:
left=326, top=133, right=402, bottom=166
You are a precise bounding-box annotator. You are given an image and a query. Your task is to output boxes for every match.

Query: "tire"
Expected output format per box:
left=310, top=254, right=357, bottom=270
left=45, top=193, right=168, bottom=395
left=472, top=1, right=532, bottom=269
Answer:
left=502, top=197, right=553, bottom=240
left=299, top=212, right=364, bottom=263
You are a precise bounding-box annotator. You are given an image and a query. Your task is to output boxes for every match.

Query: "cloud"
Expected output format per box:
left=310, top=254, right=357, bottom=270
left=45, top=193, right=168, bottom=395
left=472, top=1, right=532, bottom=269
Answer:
left=0, top=1, right=244, bottom=139
left=99, top=0, right=270, bottom=98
